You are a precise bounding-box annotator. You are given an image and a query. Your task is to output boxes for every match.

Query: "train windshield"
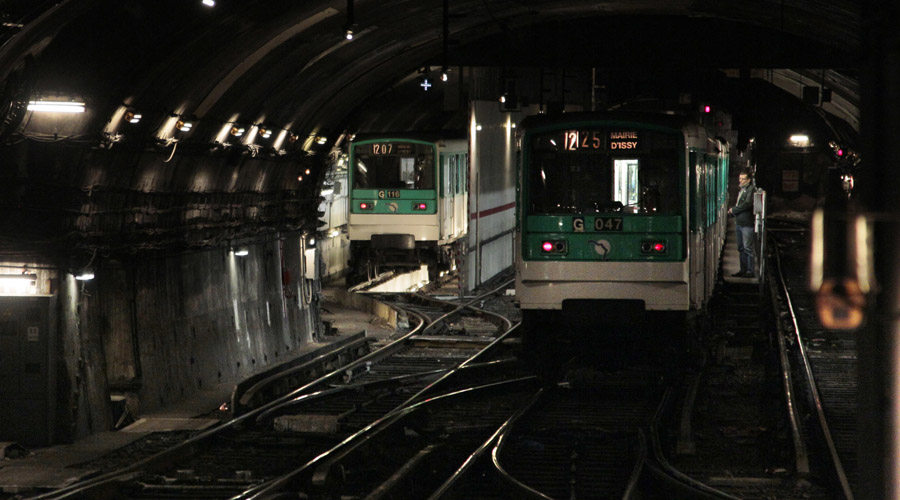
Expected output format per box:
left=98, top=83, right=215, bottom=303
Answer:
left=526, top=128, right=682, bottom=215
left=353, top=142, right=435, bottom=190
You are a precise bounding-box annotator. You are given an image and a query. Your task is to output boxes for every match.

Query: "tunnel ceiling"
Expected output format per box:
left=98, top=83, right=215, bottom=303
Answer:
left=0, top=0, right=865, bottom=262
left=0, top=0, right=863, bottom=139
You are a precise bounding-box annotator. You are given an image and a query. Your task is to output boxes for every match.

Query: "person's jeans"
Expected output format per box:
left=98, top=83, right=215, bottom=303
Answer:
left=736, top=225, right=755, bottom=274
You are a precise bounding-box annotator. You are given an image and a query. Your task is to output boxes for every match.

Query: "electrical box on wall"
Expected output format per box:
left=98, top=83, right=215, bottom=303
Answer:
left=0, top=296, right=55, bottom=446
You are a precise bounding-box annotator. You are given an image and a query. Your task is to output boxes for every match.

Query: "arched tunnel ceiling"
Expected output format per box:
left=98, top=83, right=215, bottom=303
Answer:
left=0, top=0, right=862, bottom=140
left=0, top=0, right=867, bottom=260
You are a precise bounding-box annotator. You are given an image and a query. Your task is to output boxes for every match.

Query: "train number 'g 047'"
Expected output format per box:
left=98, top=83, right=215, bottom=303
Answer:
left=594, top=217, right=623, bottom=231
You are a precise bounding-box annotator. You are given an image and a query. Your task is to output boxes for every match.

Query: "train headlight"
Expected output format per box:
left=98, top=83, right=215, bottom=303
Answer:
left=641, top=241, right=666, bottom=254
left=540, top=240, right=567, bottom=254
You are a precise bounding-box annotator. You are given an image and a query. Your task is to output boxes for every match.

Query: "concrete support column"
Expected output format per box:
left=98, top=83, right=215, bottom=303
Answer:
left=859, top=2, right=900, bottom=498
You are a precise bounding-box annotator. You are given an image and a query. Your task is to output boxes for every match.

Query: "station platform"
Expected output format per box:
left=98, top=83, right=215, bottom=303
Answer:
left=721, top=217, right=760, bottom=285
left=0, top=280, right=395, bottom=496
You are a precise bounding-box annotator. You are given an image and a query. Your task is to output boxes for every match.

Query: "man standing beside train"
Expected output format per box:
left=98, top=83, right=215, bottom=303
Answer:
left=728, top=170, right=755, bottom=278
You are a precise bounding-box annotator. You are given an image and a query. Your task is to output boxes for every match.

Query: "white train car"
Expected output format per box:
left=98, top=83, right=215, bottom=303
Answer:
left=347, top=133, right=468, bottom=282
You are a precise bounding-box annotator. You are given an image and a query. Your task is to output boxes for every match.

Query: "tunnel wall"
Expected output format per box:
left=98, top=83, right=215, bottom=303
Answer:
left=51, top=233, right=320, bottom=442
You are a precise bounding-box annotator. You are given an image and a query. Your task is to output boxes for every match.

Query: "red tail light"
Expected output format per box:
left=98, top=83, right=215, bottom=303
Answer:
left=412, top=202, right=427, bottom=210
left=641, top=240, right=667, bottom=254
left=541, top=240, right=567, bottom=254
left=359, top=202, right=374, bottom=210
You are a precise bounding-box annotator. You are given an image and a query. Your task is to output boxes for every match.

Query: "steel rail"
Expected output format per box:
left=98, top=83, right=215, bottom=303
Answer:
left=489, top=387, right=650, bottom=500
left=234, top=377, right=538, bottom=500
left=647, top=389, right=743, bottom=500
left=28, top=298, right=431, bottom=499
left=771, top=231, right=855, bottom=500
left=766, top=234, right=811, bottom=475
left=426, top=387, right=547, bottom=500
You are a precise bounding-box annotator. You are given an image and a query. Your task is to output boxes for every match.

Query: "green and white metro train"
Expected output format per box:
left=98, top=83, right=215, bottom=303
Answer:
left=514, top=111, right=731, bottom=347
left=347, top=134, right=468, bottom=283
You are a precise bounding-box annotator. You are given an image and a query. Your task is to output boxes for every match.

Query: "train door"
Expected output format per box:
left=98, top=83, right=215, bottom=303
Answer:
left=456, top=154, right=468, bottom=238
left=705, top=156, right=716, bottom=299
left=688, top=151, right=704, bottom=308
left=440, top=153, right=455, bottom=240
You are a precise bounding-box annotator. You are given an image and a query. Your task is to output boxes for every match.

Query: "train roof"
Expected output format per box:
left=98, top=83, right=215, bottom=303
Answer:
left=351, top=130, right=467, bottom=145
left=517, top=110, right=702, bottom=133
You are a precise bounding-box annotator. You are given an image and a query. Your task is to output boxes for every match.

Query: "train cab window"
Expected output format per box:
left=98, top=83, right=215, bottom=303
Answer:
left=352, top=142, right=435, bottom=190
left=400, top=158, right=416, bottom=187
left=526, top=129, right=681, bottom=215
left=613, top=159, right=639, bottom=211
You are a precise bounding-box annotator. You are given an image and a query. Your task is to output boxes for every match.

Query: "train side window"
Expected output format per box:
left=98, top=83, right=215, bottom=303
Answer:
left=459, top=154, right=466, bottom=193
left=448, top=155, right=456, bottom=197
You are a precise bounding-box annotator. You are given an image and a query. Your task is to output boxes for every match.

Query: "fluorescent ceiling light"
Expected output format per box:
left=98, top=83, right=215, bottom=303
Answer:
left=789, top=134, right=810, bottom=147
left=27, top=100, right=85, bottom=113
left=0, top=274, right=37, bottom=295
left=75, top=271, right=94, bottom=281
left=202, top=0, right=215, bottom=6
left=234, top=249, right=249, bottom=257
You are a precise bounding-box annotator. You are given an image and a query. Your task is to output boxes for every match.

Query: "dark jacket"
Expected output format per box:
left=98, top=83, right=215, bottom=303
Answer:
left=731, top=184, right=755, bottom=227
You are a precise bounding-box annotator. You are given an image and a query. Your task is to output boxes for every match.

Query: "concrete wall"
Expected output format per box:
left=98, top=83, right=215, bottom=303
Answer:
left=43, top=233, right=322, bottom=442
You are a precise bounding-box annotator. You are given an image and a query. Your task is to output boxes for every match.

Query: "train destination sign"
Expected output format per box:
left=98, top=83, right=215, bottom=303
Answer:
left=609, top=131, right=638, bottom=150
left=561, top=130, right=639, bottom=151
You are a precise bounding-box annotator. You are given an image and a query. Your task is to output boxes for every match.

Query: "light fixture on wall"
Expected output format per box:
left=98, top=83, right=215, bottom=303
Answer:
left=234, top=248, right=249, bottom=257
left=27, top=99, right=85, bottom=113
left=0, top=274, right=37, bottom=295
left=75, top=269, right=94, bottom=281
left=175, top=119, right=193, bottom=132
left=124, top=108, right=142, bottom=124
left=344, top=0, right=355, bottom=40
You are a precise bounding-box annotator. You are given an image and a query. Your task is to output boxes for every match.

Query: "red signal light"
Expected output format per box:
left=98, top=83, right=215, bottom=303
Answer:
left=542, top=241, right=553, bottom=252
left=654, top=243, right=665, bottom=252
left=704, top=105, right=711, bottom=113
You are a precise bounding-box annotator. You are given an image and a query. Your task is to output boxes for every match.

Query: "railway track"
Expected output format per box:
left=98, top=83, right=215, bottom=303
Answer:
left=662, top=218, right=853, bottom=500
left=769, top=221, right=857, bottom=499
left=25, top=276, right=520, bottom=500
left=19, top=242, right=861, bottom=500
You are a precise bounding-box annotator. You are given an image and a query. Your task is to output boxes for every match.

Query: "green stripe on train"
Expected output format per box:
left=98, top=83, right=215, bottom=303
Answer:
left=525, top=215, right=683, bottom=233
left=523, top=232, right=684, bottom=261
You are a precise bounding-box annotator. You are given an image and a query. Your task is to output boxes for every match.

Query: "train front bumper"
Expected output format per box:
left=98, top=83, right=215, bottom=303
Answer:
left=515, top=260, right=690, bottom=311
